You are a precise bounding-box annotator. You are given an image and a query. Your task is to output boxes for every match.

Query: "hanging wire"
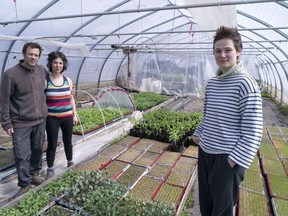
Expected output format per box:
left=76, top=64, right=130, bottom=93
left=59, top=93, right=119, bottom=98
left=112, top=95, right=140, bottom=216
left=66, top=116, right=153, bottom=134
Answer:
left=13, top=0, right=18, bottom=22
left=80, top=0, right=83, bottom=35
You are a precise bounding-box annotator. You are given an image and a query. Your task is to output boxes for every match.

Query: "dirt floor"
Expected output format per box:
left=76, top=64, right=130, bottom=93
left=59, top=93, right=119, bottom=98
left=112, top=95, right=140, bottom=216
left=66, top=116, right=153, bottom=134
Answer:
left=180, top=96, right=288, bottom=215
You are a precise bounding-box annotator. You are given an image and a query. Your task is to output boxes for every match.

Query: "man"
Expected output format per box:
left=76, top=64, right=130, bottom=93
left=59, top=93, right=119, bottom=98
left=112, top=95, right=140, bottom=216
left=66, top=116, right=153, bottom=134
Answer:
left=1, top=42, right=48, bottom=199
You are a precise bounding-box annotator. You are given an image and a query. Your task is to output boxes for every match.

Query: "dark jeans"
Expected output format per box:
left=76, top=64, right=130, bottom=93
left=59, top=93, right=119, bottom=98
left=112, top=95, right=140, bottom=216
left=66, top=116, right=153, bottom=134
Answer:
left=12, top=121, right=46, bottom=187
left=198, top=147, right=245, bottom=216
left=46, top=116, right=73, bottom=168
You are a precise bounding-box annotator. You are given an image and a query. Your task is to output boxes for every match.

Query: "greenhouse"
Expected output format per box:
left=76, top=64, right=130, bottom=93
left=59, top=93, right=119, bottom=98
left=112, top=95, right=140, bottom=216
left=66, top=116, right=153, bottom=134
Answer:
left=0, top=0, right=288, bottom=215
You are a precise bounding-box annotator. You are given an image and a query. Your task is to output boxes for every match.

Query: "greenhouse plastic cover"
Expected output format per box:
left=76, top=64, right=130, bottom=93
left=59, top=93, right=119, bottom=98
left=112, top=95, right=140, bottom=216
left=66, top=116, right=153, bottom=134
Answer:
left=0, top=0, right=288, bottom=103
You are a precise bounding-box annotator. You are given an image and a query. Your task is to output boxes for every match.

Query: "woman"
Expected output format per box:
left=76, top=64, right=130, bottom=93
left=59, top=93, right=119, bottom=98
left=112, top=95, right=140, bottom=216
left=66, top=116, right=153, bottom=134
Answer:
left=45, top=51, right=78, bottom=179
left=192, top=26, right=263, bottom=216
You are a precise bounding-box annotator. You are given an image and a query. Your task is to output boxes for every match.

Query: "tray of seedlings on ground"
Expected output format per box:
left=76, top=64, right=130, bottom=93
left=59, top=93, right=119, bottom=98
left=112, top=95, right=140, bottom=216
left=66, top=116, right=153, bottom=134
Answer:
left=262, top=158, right=287, bottom=177
left=147, top=141, right=169, bottom=153
left=156, top=151, right=181, bottom=166
left=132, top=138, right=157, bottom=150
left=259, top=135, right=279, bottom=161
left=0, top=169, right=177, bottom=216
left=241, top=169, right=265, bottom=194
left=272, top=197, right=288, bottom=216
left=76, top=155, right=111, bottom=172
left=237, top=138, right=270, bottom=215
left=237, top=188, right=270, bottom=216
left=284, top=159, right=288, bottom=174
left=98, top=140, right=131, bottom=159
left=279, top=127, right=288, bottom=141
left=181, top=145, right=198, bottom=158
left=132, top=151, right=160, bottom=167
left=116, top=135, right=142, bottom=147
left=129, top=176, right=163, bottom=200
left=173, top=157, right=198, bottom=174
left=147, top=163, right=172, bottom=180
left=153, top=183, right=185, bottom=207
left=172, top=157, right=198, bottom=196
left=266, top=174, right=288, bottom=200
left=101, top=160, right=130, bottom=179
left=116, top=147, right=144, bottom=163
left=248, top=156, right=261, bottom=173
left=271, top=136, right=288, bottom=161
left=116, top=164, right=147, bottom=188
left=165, top=169, right=191, bottom=187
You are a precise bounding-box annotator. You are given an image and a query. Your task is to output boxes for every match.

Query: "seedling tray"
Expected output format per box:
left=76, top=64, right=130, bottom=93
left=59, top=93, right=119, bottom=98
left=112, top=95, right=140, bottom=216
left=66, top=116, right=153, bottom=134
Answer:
left=241, top=170, right=265, bottom=194
left=237, top=189, right=269, bottom=216
left=116, top=148, right=143, bottom=163
left=132, top=138, right=157, bottom=150
left=116, top=165, right=146, bottom=188
left=182, top=145, right=198, bottom=158
left=156, top=151, right=181, bottom=166
left=165, top=170, right=191, bottom=187
left=130, top=176, right=162, bottom=200
left=173, top=157, right=197, bottom=173
left=153, top=183, right=184, bottom=207
left=132, top=151, right=160, bottom=167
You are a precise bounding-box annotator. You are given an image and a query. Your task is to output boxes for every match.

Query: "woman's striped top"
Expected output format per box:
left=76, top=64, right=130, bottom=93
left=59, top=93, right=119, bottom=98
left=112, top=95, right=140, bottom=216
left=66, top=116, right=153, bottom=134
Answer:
left=45, top=75, right=73, bottom=118
left=193, top=72, right=263, bottom=169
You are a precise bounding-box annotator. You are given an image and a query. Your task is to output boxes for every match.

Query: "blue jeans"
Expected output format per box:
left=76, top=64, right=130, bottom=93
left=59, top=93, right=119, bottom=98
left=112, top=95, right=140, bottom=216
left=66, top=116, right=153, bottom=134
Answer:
left=12, top=121, right=46, bottom=187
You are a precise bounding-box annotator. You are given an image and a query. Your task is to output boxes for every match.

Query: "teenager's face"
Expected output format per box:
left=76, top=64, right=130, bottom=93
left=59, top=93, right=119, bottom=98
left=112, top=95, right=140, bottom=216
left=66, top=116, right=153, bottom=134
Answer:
left=23, top=47, right=40, bottom=68
left=51, top=57, right=64, bottom=74
left=213, top=38, right=240, bottom=71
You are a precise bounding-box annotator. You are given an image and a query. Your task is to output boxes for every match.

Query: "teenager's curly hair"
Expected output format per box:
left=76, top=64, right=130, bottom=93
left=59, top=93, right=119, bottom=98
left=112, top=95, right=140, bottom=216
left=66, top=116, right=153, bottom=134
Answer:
left=213, top=26, right=243, bottom=52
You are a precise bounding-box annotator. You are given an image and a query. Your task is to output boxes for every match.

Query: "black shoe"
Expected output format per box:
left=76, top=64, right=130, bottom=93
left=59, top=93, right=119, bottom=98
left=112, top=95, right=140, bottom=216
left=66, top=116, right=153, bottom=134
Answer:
left=67, top=161, right=74, bottom=168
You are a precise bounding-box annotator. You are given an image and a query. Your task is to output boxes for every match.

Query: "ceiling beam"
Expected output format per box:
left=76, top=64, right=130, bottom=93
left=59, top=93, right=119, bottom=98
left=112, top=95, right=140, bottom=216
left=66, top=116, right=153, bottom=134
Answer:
left=1, top=0, right=286, bottom=25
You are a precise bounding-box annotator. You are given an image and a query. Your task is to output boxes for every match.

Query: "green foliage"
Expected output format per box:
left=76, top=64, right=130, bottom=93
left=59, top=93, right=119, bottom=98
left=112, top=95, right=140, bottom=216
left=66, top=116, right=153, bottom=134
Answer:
left=116, top=196, right=175, bottom=216
left=0, top=169, right=175, bottom=215
left=134, top=109, right=202, bottom=144
left=74, top=107, right=130, bottom=133
left=278, top=103, right=288, bottom=116
left=131, top=92, right=170, bottom=111
left=261, top=92, right=271, bottom=98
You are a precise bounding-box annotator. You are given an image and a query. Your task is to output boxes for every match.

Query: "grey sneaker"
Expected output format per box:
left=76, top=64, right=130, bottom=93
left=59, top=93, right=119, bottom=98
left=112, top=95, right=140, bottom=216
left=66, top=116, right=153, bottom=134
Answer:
left=67, top=161, right=74, bottom=168
left=10, top=185, right=32, bottom=200
left=46, top=168, right=55, bottom=179
left=32, top=173, right=45, bottom=186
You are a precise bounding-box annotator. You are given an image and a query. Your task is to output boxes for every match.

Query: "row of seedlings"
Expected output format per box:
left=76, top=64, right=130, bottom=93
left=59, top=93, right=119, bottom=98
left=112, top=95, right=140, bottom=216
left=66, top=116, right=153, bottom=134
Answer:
left=72, top=135, right=175, bottom=215
left=236, top=129, right=272, bottom=216
left=265, top=126, right=288, bottom=216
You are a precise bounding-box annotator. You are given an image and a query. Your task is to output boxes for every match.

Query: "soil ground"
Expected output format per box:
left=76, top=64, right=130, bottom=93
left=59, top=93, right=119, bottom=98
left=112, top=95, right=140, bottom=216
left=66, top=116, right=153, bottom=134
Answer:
left=179, top=96, right=288, bottom=215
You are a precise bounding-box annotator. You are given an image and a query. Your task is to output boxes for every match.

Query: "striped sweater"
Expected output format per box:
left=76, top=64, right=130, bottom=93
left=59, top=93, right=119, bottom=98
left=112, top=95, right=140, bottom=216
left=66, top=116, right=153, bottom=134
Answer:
left=45, top=75, right=73, bottom=118
left=193, top=62, right=263, bottom=169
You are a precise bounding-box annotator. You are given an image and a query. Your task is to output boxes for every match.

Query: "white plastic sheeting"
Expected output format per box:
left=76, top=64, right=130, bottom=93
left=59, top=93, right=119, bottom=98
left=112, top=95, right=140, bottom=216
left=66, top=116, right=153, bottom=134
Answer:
left=0, top=0, right=288, bottom=102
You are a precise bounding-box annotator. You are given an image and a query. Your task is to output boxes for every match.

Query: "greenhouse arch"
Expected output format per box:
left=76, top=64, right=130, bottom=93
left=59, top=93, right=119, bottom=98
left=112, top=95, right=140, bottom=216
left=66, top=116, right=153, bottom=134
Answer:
left=0, top=0, right=288, bottom=104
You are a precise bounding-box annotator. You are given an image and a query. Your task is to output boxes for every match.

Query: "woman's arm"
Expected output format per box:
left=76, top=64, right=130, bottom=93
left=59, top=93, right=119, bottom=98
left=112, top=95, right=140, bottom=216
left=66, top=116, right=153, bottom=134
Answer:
left=67, top=77, right=78, bottom=125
